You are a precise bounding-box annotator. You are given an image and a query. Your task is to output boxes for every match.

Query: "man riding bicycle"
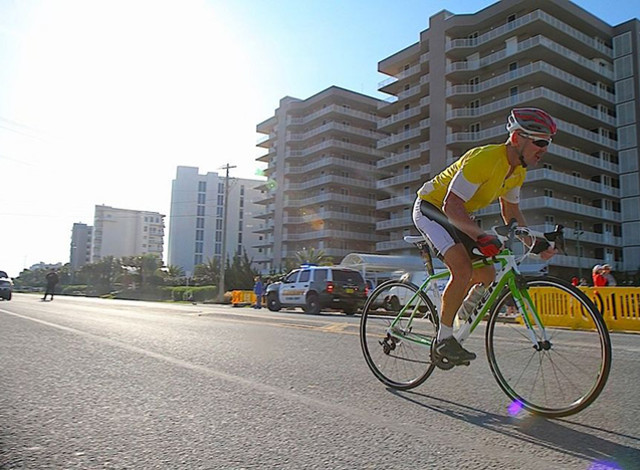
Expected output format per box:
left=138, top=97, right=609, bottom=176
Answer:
left=413, top=108, right=558, bottom=367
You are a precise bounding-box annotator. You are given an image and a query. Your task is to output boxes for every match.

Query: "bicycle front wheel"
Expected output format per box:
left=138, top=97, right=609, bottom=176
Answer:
left=486, top=276, right=611, bottom=418
left=360, top=280, right=438, bottom=390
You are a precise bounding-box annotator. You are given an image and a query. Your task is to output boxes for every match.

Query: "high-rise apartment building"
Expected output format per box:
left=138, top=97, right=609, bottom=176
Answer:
left=91, top=205, right=165, bottom=263
left=375, top=0, right=640, bottom=278
left=255, top=86, right=385, bottom=272
left=168, top=166, right=264, bottom=276
left=69, top=222, right=93, bottom=271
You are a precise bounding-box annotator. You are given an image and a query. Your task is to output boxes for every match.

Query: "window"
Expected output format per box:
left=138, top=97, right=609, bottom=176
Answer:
left=544, top=189, right=553, bottom=198
left=196, top=230, right=204, bottom=241
left=195, top=241, right=203, bottom=253
left=507, top=14, right=516, bottom=23
left=509, top=62, right=517, bottom=72
left=545, top=215, right=555, bottom=224
left=469, top=122, right=480, bottom=133
left=196, top=218, right=204, bottom=229
left=217, top=195, right=224, bottom=205
left=510, top=86, right=518, bottom=97
left=197, top=193, right=206, bottom=204
left=573, top=196, right=582, bottom=204
left=198, top=181, right=207, bottom=192
left=299, top=270, right=311, bottom=282
left=218, top=182, right=224, bottom=193
left=197, top=206, right=205, bottom=216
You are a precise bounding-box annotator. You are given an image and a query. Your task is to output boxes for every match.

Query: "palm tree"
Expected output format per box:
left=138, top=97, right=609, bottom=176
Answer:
left=294, top=247, right=331, bottom=266
left=193, top=257, right=220, bottom=286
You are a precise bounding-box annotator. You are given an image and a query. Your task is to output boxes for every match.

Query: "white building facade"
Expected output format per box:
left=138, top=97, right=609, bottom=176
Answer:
left=69, top=222, right=93, bottom=271
left=91, top=205, right=165, bottom=263
left=255, top=86, right=384, bottom=273
left=167, top=166, right=264, bottom=276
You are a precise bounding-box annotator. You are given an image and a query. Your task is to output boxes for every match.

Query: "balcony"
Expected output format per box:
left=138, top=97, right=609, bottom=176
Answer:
left=287, top=104, right=378, bottom=126
left=288, top=121, right=384, bottom=142
left=292, top=139, right=383, bottom=159
left=378, top=107, right=422, bottom=129
left=378, top=63, right=422, bottom=89
left=376, top=171, right=423, bottom=190
left=284, top=174, right=375, bottom=191
left=526, top=168, right=620, bottom=198
left=447, top=87, right=616, bottom=127
left=549, top=145, right=618, bottom=173
left=376, top=216, right=413, bottom=231
left=446, top=61, right=615, bottom=103
left=283, top=211, right=376, bottom=225
left=475, top=196, right=622, bottom=222
left=377, top=127, right=422, bottom=150
left=377, top=148, right=422, bottom=169
left=286, top=193, right=376, bottom=207
left=282, top=229, right=382, bottom=242
left=446, top=35, right=613, bottom=81
left=285, top=156, right=377, bottom=175
left=376, top=195, right=415, bottom=210
left=446, top=10, right=612, bottom=58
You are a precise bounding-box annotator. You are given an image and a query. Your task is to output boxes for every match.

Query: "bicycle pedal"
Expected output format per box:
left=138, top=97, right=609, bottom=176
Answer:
left=434, top=357, right=456, bottom=370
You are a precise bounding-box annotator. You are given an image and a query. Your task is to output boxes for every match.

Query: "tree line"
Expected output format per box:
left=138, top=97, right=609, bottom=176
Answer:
left=12, top=246, right=332, bottom=301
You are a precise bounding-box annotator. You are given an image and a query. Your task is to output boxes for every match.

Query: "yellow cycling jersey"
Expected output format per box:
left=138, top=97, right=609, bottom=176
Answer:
left=417, top=144, right=525, bottom=213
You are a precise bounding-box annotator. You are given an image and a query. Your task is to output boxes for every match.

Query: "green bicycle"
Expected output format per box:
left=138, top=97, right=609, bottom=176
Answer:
left=360, top=221, right=612, bottom=418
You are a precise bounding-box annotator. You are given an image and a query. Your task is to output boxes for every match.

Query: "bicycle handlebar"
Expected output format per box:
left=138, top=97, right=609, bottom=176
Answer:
left=493, top=218, right=565, bottom=257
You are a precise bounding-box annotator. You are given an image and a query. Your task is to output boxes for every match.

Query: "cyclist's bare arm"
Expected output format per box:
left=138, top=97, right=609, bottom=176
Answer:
left=442, top=192, right=485, bottom=239
left=500, top=198, right=527, bottom=227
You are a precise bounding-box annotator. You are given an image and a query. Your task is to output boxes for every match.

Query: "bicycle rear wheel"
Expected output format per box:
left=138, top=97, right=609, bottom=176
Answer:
left=486, top=276, right=611, bottom=418
left=360, top=280, right=438, bottom=390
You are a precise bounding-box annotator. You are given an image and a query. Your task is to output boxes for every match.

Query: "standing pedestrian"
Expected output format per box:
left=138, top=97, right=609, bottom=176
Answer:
left=592, top=265, right=607, bottom=287
left=602, top=264, right=617, bottom=286
left=253, top=275, right=264, bottom=309
left=42, top=269, right=59, bottom=301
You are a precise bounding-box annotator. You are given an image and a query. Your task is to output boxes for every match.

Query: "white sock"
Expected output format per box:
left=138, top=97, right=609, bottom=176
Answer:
left=437, top=324, right=453, bottom=342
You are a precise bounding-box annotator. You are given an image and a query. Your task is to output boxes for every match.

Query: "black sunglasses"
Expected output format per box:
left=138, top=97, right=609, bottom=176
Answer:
left=520, top=133, right=552, bottom=148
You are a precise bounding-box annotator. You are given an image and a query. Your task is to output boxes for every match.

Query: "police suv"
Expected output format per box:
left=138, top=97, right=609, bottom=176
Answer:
left=266, top=265, right=367, bottom=315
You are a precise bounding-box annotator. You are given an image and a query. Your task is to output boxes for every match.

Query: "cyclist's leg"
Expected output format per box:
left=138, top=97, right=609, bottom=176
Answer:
left=413, top=199, right=477, bottom=365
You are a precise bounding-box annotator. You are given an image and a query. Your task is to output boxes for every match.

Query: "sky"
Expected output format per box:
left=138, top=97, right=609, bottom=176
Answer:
left=1, top=0, right=638, bottom=278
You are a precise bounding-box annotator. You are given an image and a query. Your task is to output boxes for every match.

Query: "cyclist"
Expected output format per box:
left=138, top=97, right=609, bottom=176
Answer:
left=413, top=107, right=558, bottom=367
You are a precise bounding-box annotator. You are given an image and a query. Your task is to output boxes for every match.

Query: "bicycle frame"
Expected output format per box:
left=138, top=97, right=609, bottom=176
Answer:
left=386, top=249, right=550, bottom=349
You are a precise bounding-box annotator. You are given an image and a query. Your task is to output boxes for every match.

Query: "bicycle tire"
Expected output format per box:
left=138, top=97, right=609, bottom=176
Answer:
left=485, top=276, right=612, bottom=418
left=360, top=280, right=438, bottom=390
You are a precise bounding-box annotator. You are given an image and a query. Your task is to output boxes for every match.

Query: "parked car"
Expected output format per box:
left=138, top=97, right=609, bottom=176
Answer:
left=0, top=277, right=13, bottom=301
left=266, top=265, right=367, bottom=315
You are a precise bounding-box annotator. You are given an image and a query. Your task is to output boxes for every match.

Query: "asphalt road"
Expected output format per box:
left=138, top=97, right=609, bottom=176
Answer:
left=1, top=294, right=639, bottom=469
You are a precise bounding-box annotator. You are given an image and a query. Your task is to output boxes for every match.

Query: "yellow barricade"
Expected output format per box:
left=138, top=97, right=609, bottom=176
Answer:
left=527, top=287, right=640, bottom=332
left=231, top=290, right=256, bottom=307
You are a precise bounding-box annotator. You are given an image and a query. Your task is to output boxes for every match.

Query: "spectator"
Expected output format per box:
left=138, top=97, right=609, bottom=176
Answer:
left=602, top=264, right=617, bottom=286
left=592, top=265, right=607, bottom=287
left=253, top=275, right=264, bottom=309
left=42, top=269, right=59, bottom=301
left=571, top=276, right=579, bottom=286
left=578, top=278, right=589, bottom=286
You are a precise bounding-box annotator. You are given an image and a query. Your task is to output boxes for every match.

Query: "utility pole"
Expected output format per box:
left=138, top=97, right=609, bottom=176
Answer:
left=217, top=163, right=237, bottom=302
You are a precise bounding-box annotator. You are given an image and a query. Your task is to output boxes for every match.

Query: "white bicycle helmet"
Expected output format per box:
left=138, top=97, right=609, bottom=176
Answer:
left=506, top=108, right=557, bottom=136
